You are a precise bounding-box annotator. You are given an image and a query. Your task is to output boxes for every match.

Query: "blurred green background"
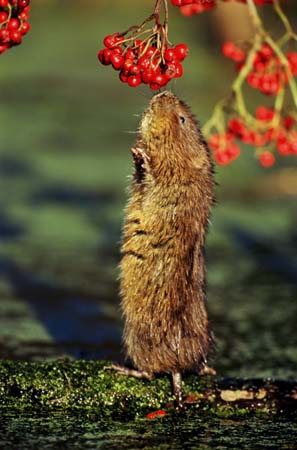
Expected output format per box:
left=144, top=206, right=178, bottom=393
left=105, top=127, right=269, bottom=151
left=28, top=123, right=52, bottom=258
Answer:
left=0, top=0, right=296, bottom=379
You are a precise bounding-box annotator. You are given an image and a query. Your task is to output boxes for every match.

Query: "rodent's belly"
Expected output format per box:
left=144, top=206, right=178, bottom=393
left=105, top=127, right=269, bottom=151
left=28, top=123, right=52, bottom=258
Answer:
left=120, top=209, right=210, bottom=373
left=121, top=210, right=180, bottom=298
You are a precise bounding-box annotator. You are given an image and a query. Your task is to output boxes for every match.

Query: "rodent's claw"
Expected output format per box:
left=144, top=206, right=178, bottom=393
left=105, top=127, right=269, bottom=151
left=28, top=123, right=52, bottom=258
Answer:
left=131, top=147, right=150, bottom=166
left=105, top=363, right=154, bottom=380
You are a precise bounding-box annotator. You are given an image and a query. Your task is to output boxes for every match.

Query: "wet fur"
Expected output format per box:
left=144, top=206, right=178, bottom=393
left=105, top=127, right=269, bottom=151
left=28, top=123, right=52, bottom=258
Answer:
left=120, top=91, right=215, bottom=375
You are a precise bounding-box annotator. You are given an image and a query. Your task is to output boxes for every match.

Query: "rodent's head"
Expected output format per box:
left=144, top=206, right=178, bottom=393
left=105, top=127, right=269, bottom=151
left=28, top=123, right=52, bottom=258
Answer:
left=140, top=91, right=210, bottom=170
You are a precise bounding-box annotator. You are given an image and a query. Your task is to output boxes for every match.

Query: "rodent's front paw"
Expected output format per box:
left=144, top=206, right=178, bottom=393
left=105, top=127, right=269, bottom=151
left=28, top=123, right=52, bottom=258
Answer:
left=131, top=147, right=150, bottom=169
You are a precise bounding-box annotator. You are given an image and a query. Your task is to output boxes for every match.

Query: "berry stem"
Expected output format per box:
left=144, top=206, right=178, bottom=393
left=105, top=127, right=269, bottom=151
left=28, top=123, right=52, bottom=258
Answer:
left=232, top=34, right=263, bottom=118
left=202, top=98, right=228, bottom=136
left=273, top=0, right=297, bottom=41
left=265, top=34, right=297, bottom=109
left=163, top=0, right=169, bottom=29
left=245, top=0, right=297, bottom=109
left=271, top=86, right=285, bottom=129
left=153, top=0, right=163, bottom=26
left=245, top=0, right=262, bottom=32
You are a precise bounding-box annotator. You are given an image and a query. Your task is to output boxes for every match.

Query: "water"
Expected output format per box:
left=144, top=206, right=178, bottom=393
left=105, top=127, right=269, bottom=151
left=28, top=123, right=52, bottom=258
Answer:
left=1, top=412, right=297, bottom=449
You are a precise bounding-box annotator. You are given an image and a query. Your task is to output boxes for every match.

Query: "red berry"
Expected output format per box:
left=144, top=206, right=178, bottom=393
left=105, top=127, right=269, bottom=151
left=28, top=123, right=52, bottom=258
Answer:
left=164, top=47, right=176, bottom=62
left=174, top=43, right=188, bottom=61
left=18, top=0, right=30, bottom=7
left=171, top=0, right=183, bottom=5
left=129, top=64, right=140, bottom=75
left=287, top=52, right=297, bottom=76
left=258, top=151, right=275, bottom=167
left=226, top=143, right=240, bottom=160
left=277, top=139, right=291, bottom=156
left=110, top=52, right=124, bottom=70
left=256, top=106, right=274, bottom=121
left=112, top=46, right=123, bottom=55
left=127, top=74, right=141, bottom=87
left=0, top=44, right=8, bottom=54
left=222, top=41, right=236, bottom=58
left=228, top=118, right=246, bottom=137
left=151, top=72, right=168, bottom=87
left=142, top=68, right=154, bottom=84
left=144, top=46, right=155, bottom=58
left=19, top=10, right=29, bottom=20
left=166, top=61, right=183, bottom=79
left=98, top=48, right=112, bottom=65
left=8, top=19, right=20, bottom=31
left=232, top=48, right=245, bottom=63
left=20, top=21, right=30, bottom=35
left=9, top=30, right=22, bottom=44
left=203, top=1, right=216, bottom=11
left=283, top=115, right=294, bottom=130
left=247, top=72, right=260, bottom=88
left=0, top=0, right=9, bottom=7
left=214, top=150, right=231, bottom=165
left=103, top=34, right=122, bottom=49
left=119, top=71, right=129, bottom=83
left=138, top=56, right=150, bottom=70
left=0, top=28, right=10, bottom=43
left=150, top=82, right=162, bottom=90
left=260, top=44, right=273, bottom=60
left=122, top=58, right=134, bottom=72
left=0, top=11, right=8, bottom=23
left=124, top=48, right=135, bottom=61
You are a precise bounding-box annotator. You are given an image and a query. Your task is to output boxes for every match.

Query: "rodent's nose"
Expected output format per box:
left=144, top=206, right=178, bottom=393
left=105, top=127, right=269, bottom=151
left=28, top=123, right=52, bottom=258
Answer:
left=151, top=91, right=176, bottom=110
left=153, top=91, right=173, bottom=100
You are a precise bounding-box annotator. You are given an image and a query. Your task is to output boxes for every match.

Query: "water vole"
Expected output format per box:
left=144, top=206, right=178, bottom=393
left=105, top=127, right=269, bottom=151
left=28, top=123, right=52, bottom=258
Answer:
left=112, top=91, right=215, bottom=405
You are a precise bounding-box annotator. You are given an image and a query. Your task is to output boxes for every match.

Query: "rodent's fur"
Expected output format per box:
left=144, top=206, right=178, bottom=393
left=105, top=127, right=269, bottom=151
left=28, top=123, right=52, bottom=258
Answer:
left=120, top=91, right=215, bottom=377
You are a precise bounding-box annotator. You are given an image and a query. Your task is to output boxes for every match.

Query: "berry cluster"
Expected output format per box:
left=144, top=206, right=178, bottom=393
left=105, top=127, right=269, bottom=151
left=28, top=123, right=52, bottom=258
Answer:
left=215, top=107, right=297, bottom=167
left=171, top=0, right=215, bottom=16
left=223, top=0, right=273, bottom=4
left=209, top=132, right=241, bottom=165
left=98, top=33, right=188, bottom=89
left=171, top=0, right=273, bottom=16
left=212, top=31, right=297, bottom=167
left=0, top=0, right=30, bottom=55
left=209, top=113, right=297, bottom=168
left=223, top=42, right=297, bottom=96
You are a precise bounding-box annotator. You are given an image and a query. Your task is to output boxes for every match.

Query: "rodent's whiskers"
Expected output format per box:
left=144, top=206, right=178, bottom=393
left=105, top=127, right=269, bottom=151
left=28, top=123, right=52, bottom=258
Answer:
left=123, top=130, right=138, bottom=134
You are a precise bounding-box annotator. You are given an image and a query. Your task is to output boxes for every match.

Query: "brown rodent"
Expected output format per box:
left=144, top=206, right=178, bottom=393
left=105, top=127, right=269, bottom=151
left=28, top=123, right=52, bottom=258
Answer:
left=112, top=90, right=215, bottom=405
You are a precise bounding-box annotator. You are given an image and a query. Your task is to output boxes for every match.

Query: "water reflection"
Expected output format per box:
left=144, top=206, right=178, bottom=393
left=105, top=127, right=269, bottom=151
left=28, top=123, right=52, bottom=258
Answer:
left=1, top=412, right=297, bottom=449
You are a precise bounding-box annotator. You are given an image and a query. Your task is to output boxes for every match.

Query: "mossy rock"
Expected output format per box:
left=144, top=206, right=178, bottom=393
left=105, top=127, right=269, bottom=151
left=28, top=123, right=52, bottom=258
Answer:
left=0, top=360, right=297, bottom=419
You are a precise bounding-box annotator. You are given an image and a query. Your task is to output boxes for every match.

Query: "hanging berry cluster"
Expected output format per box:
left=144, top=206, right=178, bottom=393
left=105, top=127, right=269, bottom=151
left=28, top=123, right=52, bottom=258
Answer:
left=98, top=0, right=189, bottom=90
left=171, top=0, right=272, bottom=17
left=0, top=0, right=30, bottom=55
left=97, top=0, right=275, bottom=90
left=202, top=0, right=297, bottom=168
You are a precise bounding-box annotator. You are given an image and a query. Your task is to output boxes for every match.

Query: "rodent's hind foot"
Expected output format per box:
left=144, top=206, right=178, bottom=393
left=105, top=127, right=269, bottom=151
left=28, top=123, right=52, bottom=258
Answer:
left=172, top=371, right=183, bottom=408
left=105, top=363, right=154, bottom=380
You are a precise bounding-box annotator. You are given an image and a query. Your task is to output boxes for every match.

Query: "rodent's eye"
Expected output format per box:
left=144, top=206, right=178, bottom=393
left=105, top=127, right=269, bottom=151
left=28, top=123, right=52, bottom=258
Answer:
left=179, top=115, right=186, bottom=125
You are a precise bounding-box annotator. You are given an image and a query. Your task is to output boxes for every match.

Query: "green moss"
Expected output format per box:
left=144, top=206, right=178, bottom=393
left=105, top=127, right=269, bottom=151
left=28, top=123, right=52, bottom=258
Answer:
left=0, top=361, right=296, bottom=419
